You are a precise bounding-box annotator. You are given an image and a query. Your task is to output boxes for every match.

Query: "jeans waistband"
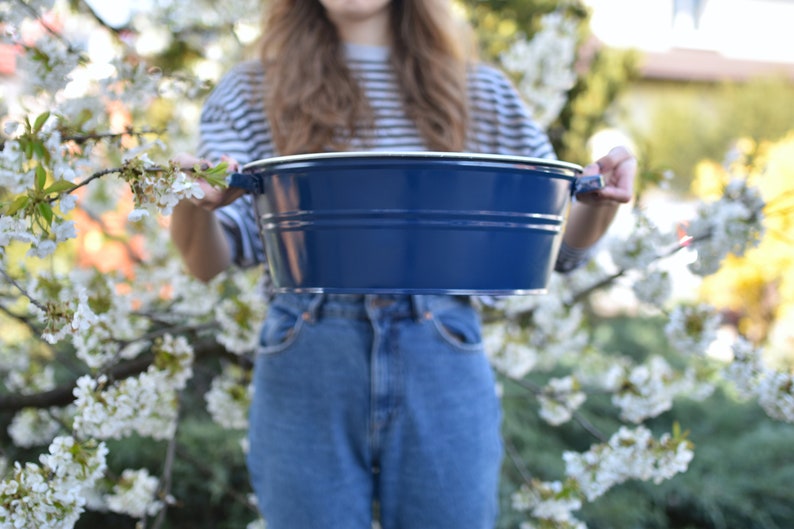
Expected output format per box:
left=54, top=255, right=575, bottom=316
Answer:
left=269, top=293, right=471, bottom=322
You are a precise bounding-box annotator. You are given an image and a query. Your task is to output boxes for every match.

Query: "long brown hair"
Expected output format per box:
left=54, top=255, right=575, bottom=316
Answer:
left=259, top=0, right=471, bottom=155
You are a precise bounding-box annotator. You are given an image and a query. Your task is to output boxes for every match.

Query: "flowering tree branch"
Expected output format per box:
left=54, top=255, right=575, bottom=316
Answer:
left=0, top=336, right=229, bottom=412
left=506, top=377, right=609, bottom=442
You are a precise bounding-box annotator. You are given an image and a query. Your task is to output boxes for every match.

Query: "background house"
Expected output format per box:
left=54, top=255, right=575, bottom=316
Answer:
left=583, top=0, right=794, bottom=147
left=585, top=0, right=794, bottom=80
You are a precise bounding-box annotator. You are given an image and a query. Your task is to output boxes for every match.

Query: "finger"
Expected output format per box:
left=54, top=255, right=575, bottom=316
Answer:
left=224, top=187, right=246, bottom=206
left=220, top=155, right=241, bottom=172
left=596, top=145, right=634, bottom=174
left=595, top=185, right=633, bottom=203
left=581, top=162, right=600, bottom=176
left=172, top=152, right=203, bottom=169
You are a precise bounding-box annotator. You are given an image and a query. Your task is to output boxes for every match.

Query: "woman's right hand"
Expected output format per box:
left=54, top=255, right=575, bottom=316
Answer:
left=172, top=152, right=246, bottom=211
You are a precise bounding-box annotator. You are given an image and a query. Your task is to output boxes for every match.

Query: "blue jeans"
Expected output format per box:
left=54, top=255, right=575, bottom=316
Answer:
left=247, top=293, right=503, bottom=529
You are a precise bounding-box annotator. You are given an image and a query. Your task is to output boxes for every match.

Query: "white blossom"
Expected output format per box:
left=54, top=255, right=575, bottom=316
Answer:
left=128, top=208, right=150, bottom=222
left=3, top=121, right=20, bottom=135
left=30, top=271, right=150, bottom=368
left=687, top=178, right=765, bottom=276
left=205, top=365, right=252, bottom=430
left=0, top=436, right=107, bottom=529
left=500, top=12, right=578, bottom=127
left=247, top=518, right=267, bottom=529
left=0, top=461, right=85, bottom=529
left=486, top=275, right=590, bottom=378
left=0, top=0, right=56, bottom=29
left=488, top=338, right=539, bottom=380
left=0, top=140, right=34, bottom=194
left=26, top=239, right=57, bottom=259
left=664, top=303, right=722, bottom=356
left=105, top=468, right=163, bottom=519
left=18, top=35, right=83, bottom=96
left=72, top=336, right=193, bottom=440
left=538, top=376, right=586, bottom=426
left=722, top=337, right=794, bottom=423
left=58, top=193, right=78, bottom=214
left=573, top=353, right=629, bottom=393
left=124, top=155, right=205, bottom=219
left=4, top=364, right=55, bottom=395
left=52, top=219, right=77, bottom=243
left=0, top=216, right=36, bottom=252
left=610, top=355, right=713, bottom=424
left=511, top=480, right=585, bottom=528
left=632, top=269, right=673, bottom=306
left=212, top=272, right=267, bottom=355
left=722, top=337, right=764, bottom=399
left=563, top=426, right=693, bottom=501
left=7, top=408, right=62, bottom=448
left=756, top=370, right=794, bottom=424
left=610, top=211, right=676, bottom=270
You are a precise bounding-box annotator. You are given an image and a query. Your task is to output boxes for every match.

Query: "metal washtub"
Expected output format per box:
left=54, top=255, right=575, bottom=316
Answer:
left=228, top=152, right=601, bottom=295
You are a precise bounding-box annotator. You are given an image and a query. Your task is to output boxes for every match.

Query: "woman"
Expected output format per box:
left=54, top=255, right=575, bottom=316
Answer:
left=170, top=1, right=636, bottom=528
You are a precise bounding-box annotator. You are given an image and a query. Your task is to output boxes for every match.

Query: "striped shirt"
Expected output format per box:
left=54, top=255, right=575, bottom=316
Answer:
left=198, top=43, right=590, bottom=285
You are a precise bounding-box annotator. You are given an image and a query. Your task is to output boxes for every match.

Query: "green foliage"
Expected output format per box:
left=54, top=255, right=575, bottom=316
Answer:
left=461, top=0, right=589, bottom=58
left=498, top=315, right=794, bottom=529
left=716, top=76, right=794, bottom=148
left=634, top=75, right=794, bottom=192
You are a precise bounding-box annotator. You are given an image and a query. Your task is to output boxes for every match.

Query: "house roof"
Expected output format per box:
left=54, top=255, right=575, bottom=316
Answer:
left=639, top=47, right=794, bottom=82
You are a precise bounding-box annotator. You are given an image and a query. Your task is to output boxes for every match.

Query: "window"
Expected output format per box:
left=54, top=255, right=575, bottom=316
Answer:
left=673, top=0, right=706, bottom=31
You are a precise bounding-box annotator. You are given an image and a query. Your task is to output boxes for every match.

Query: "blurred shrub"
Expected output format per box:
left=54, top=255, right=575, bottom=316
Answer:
left=638, top=75, right=794, bottom=191
left=498, top=315, right=794, bottom=529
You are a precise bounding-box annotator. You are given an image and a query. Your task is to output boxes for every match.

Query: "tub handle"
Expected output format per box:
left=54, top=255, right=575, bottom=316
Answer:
left=574, top=174, right=604, bottom=196
left=228, top=171, right=267, bottom=194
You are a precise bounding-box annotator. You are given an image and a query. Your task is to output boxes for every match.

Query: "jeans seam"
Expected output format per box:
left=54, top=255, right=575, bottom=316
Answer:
left=428, top=315, right=484, bottom=353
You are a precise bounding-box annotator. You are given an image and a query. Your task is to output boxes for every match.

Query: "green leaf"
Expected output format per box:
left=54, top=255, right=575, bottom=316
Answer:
left=32, top=140, right=48, bottom=162
left=33, top=111, right=51, bottom=133
left=5, top=195, right=30, bottom=216
left=205, top=161, right=229, bottom=176
left=202, top=173, right=229, bottom=188
left=37, top=201, right=54, bottom=226
left=196, top=161, right=229, bottom=188
left=43, top=179, right=76, bottom=195
left=35, top=165, right=47, bottom=191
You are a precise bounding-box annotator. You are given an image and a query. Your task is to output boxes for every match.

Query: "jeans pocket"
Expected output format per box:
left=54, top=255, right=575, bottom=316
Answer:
left=257, top=304, right=305, bottom=355
left=429, top=301, right=483, bottom=353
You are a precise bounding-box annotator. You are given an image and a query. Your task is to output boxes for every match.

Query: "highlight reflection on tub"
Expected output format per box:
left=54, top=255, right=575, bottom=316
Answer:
left=255, top=174, right=306, bottom=287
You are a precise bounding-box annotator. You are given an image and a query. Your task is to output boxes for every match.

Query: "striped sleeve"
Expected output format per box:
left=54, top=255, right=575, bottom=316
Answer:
left=198, top=62, right=271, bottom=268
left=467, top=63, right=556, bottom=159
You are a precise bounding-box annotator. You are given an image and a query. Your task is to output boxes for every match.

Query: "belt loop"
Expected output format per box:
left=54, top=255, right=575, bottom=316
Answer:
left=410, top=295, right=429, bottom=322
left=303, top=293, right=325, bottom=323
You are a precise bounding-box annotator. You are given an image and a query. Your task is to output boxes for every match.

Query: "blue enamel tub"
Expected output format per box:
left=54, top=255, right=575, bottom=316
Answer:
left=229, top=152, right=601, bottom=295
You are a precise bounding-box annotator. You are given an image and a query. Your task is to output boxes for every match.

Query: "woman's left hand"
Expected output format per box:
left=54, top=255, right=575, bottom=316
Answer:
left=576, top=145, right=636, bottom=206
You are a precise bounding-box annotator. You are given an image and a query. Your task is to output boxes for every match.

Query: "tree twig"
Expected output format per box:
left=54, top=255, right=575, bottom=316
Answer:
left=14, top=0, right=79, bottom=53
left=506, top=377, right=608, bottom=443
left=149, top=403, right=180, bottom=529
left=504, top=437, right=535, bottom=487
left=0, top=267, right=48, bottom=312
left=0, top=302, right=42, bottom=336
